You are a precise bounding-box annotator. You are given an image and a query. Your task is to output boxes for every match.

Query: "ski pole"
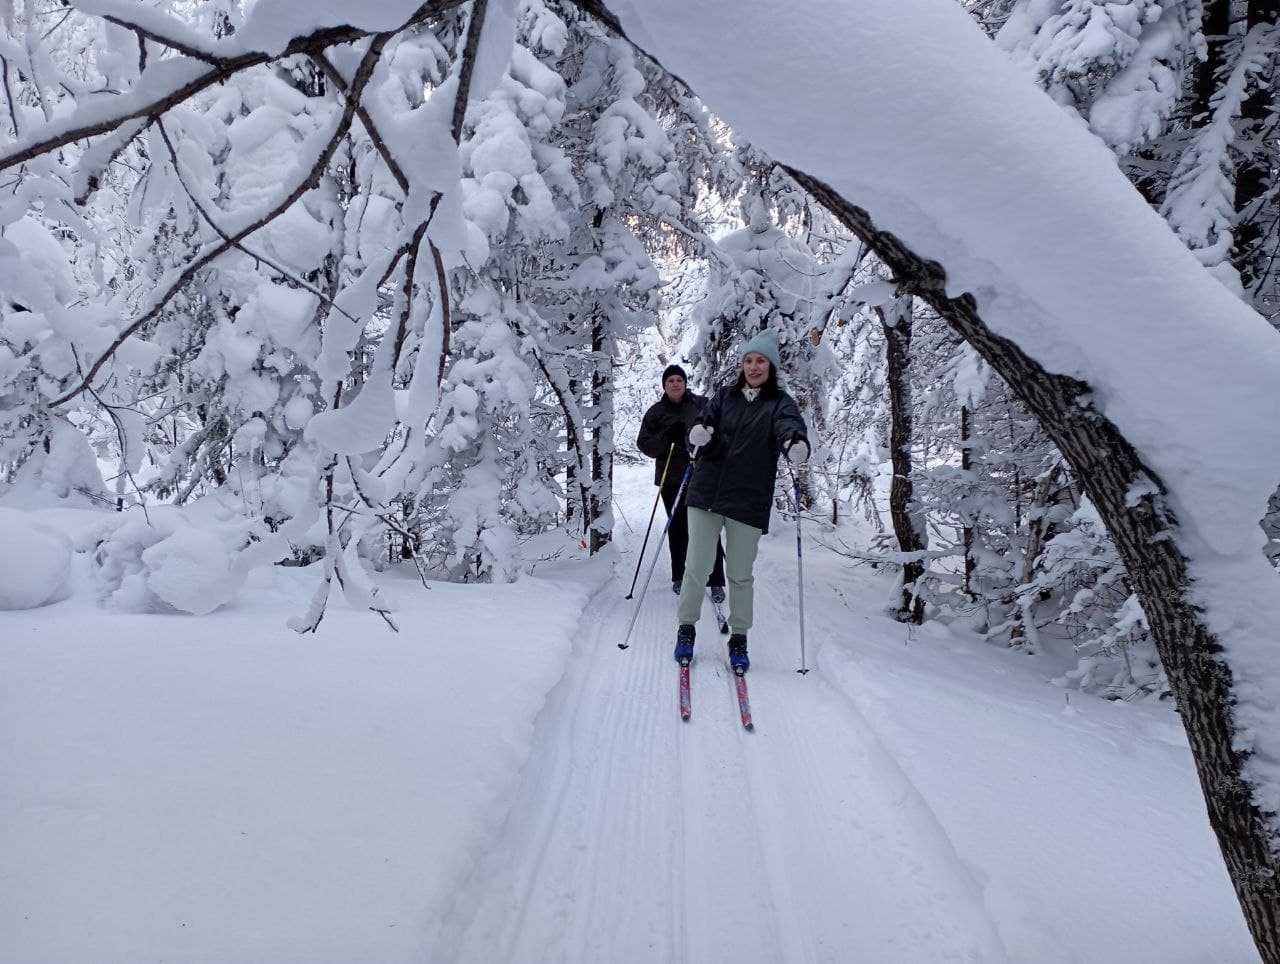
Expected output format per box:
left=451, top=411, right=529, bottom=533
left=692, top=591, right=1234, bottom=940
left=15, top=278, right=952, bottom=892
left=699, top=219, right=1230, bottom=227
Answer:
left=786, top=462, right=810, bottom=675
left=625, top=443, right=676, bottom=599
left=619, top=446, right=699, bottom=650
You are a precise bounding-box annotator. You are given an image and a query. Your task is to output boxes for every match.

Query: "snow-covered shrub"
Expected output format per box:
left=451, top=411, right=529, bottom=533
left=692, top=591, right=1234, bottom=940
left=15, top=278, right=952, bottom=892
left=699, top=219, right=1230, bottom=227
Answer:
left=88, top=510, right=251, bottom=616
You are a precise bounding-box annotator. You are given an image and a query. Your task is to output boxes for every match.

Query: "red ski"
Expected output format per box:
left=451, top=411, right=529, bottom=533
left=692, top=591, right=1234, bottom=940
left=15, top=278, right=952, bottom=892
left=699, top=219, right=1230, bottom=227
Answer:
left=734, top=670, right=754, bottom=731
left=679, top=660, right=692, bottom=721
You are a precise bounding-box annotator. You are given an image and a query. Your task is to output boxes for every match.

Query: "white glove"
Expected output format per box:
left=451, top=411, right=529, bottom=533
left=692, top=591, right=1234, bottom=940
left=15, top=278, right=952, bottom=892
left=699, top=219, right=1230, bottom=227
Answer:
left=786, top=438, right=810, bottom=466
left=689, top=424, right=714, bottom=447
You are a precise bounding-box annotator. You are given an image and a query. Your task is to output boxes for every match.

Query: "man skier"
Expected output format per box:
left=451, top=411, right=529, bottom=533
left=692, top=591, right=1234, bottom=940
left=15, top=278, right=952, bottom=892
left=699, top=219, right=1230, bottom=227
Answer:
left=636, top=364, right=726, bottom=599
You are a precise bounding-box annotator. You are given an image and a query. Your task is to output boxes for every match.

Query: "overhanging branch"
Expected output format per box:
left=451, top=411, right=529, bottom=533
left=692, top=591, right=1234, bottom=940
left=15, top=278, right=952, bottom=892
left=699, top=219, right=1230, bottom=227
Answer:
left=49, top=33, right=393, bottom=407
left=0, top=0, right=469, bottom=173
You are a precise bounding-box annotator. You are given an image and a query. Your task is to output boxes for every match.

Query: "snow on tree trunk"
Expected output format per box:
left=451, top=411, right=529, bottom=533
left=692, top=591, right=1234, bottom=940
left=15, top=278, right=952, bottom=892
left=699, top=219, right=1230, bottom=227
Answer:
left=881, top=292, right=927, bottom=624
left=573, top=0, right=1280, bottom=954
left=960, top=403, right=977, bottom=600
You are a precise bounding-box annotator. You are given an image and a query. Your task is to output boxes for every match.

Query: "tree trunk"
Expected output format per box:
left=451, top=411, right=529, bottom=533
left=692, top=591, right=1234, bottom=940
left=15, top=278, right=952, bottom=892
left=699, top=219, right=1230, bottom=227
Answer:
left=882, top=291, right=926, bottom=623
left=566, top=375, right=579, bottom=528
left=1008, top=462, right=1064, bottom=651
left=960, top=403, right=976, bottom=600
left=588, top=308, right=613, bottom=554
left=1234, top=0, right=1279, bottom=296
left=1194, top=1, right=1232, bottom=122
left=785, top=167, right=1280, bottom=958
left=1019, top=463, right=1063, bottom=587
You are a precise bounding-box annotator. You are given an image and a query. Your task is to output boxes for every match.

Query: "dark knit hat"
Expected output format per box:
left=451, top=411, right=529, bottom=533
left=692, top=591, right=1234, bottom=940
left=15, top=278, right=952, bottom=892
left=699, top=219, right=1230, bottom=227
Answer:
left=662, top=364, right=687, bottom=384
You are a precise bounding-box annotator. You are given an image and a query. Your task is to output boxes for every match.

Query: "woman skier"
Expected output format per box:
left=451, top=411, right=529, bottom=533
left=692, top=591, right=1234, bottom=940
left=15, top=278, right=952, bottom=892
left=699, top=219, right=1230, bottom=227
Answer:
left=636, top=364, right=726, bottom=598
left=674, top=330, right=809, bottom=672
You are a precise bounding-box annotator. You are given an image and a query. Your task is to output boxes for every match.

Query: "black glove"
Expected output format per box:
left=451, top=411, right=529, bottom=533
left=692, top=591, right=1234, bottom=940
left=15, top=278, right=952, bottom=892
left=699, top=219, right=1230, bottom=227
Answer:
left=665, top=420, right=685, bottom=443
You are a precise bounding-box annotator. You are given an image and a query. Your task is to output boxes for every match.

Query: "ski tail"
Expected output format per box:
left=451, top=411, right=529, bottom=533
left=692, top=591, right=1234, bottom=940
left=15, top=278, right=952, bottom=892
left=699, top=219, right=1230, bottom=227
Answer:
left=679, top=660, right=691, bottom=721
left=734, top=669, right=753, bottom=731
left=708, top=592, right=730, bottom=635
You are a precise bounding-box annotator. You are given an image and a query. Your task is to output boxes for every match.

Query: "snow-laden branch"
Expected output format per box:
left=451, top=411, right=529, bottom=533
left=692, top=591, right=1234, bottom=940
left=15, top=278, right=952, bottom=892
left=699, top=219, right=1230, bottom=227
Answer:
left=0, top=0, right=469, bottom=173
left=49, top=33, right=394, bottom=407
left=153, top=118, right=360, bottom=326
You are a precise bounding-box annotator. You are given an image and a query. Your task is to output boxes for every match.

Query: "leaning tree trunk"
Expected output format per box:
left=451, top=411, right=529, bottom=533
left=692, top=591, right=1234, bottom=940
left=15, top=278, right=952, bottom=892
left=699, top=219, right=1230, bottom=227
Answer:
left=881, top=291, right=927, bottom=624
left=784, top=168, right=1280, bottom=958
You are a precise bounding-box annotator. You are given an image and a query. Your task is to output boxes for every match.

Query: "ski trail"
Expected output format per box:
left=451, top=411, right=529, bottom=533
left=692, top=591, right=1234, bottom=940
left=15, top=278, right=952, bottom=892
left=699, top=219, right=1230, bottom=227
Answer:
left=748, top=554, right=1009, bottom=960
left=433, top=526, right=1009, bottom=962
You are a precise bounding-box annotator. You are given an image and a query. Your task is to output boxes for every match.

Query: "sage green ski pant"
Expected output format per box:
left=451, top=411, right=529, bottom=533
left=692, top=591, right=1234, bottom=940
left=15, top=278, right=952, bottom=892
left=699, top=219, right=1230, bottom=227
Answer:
left=676, top=507, right=763, bottom=634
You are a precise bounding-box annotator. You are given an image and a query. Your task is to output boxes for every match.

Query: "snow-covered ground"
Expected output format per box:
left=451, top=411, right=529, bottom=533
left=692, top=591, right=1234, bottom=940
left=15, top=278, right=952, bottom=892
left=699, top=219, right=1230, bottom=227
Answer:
left=1, top=531, right=606, bottom=961
left=1, top=463, right=1256, bottom=961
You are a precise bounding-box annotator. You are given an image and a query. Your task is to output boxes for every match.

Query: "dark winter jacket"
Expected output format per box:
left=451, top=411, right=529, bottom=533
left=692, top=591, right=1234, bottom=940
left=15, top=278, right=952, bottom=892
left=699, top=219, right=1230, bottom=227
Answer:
left=685, top=383, right=807, bottom=534
left=637, top=392, right=708, bottom=485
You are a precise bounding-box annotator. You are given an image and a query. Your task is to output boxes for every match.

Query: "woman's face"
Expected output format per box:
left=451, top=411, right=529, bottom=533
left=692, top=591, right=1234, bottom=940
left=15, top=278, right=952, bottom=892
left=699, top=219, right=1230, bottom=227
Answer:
left=743, top=352, right=771, bottom=388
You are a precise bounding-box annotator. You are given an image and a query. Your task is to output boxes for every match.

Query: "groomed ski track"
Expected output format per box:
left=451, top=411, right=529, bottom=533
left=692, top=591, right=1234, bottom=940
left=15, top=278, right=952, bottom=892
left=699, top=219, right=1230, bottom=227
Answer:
left=433, top=525, right=1010, bottom=963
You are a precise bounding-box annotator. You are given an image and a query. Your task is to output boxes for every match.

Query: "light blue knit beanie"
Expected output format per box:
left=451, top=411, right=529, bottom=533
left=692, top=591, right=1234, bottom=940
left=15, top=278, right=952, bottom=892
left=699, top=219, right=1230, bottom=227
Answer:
left=741, top=329, right=782, bottom=372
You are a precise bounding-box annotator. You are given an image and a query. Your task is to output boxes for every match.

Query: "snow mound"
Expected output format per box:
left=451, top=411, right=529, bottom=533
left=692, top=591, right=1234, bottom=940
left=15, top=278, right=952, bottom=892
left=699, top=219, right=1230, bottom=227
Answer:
left=141, top=527, right=246, bottom=616
left=0, top=508, right=71, bottom=610
left=91, top=512, right=250, bottom=616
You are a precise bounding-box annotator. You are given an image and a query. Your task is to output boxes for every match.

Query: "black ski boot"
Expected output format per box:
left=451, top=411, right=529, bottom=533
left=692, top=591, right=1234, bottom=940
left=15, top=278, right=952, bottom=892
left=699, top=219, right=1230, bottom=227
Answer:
left=728, top=633, right=749, bottom=673
left=674, top=624, right=695, bottom=664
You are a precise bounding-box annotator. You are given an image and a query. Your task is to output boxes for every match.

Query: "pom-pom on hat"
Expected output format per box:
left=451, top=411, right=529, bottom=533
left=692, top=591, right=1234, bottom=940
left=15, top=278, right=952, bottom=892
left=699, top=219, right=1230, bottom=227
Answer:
left=741, top=329, right=782, bottom=372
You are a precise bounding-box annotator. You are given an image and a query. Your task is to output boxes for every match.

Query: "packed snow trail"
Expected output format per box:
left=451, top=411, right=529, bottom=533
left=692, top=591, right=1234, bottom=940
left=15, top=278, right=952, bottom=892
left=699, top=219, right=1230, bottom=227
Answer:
left=432, top=513, right=1009, bottom=962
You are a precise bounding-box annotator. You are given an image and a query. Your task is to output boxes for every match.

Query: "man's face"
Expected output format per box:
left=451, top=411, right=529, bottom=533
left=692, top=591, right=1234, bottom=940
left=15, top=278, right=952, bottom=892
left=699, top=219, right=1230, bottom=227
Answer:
left=664, top=374, right=686, bottom=402
left=743, top=352, right=771, bottom=388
